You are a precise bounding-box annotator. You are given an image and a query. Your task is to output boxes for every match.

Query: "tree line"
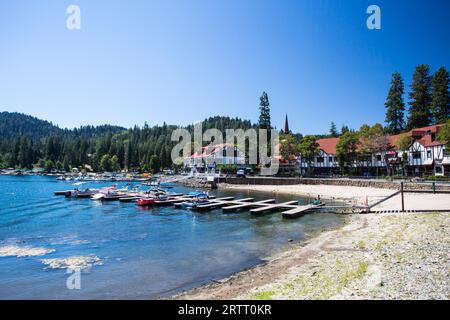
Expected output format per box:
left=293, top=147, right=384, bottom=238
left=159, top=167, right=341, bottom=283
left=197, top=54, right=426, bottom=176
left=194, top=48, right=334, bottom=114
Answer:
left=0, top=112, right=253, bottom=172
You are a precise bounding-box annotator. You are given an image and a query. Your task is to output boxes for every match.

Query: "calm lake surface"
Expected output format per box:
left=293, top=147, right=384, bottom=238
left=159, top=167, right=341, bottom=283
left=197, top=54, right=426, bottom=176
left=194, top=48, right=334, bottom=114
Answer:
left=0, top=175, right=345, bottom=299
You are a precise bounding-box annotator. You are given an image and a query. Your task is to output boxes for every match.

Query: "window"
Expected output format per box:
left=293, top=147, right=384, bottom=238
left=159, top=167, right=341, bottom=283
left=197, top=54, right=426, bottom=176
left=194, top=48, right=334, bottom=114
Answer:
left=376, top=155, right=382, bottom=162
left=427, top=150, right=432, bottom=159
left=412, top=151, right=421, bottom=159
left=329, top=157, right=333, bottom=163
left=317, top=157, right=324, bottom=163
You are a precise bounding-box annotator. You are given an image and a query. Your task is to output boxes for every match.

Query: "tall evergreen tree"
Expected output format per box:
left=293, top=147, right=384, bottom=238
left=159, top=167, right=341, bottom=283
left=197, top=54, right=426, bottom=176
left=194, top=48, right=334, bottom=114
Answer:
left=258, top=92, right=271, bottom=129
left=407, top=64, right=432, bottom=129
left=330, top=121, right=338, bottom=137
left=385, top=72, right=405, bottom=133
left=430, top=67, right=450, bottom=124
left=341, top=125, right=350, bottom=135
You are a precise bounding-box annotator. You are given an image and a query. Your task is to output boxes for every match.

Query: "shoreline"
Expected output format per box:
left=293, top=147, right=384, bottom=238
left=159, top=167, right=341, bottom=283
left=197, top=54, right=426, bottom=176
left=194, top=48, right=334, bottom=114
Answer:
left=175, top=211, right=449, bottom=300
left=174, top=183, right=450, bottom=300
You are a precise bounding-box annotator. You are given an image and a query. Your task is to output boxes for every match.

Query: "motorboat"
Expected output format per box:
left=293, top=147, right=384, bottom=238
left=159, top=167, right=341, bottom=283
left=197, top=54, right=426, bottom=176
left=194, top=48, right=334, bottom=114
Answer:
left=178, top=196, right=210, bottom=210
left=136, top=197, right=156, bottom=206
left=66, top=188, right=98, bottom=198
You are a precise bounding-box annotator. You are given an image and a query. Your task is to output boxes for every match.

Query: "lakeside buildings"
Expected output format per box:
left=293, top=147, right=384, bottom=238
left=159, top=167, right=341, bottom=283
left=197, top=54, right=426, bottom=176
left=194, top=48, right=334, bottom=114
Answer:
left=183, top=143, right=246, bottom=173
left=184, top=122, right=449, bottom=177
left=306, top=124, right=449, bottom=177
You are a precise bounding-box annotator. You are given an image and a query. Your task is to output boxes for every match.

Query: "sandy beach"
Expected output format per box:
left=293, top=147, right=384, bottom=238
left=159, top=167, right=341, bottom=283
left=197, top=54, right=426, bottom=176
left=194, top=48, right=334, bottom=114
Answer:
left=175, top=183, right=450, bottom=300
left=219, top=183, right=450, bottom=211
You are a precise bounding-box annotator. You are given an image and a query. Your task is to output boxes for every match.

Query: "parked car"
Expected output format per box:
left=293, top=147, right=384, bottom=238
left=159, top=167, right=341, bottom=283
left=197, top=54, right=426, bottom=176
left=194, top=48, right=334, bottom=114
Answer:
left=236, top=169, right=246, bottom=178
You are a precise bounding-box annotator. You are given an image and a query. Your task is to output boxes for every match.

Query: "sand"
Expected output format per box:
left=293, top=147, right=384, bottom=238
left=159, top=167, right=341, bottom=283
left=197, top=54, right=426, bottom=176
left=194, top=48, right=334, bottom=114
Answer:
left=219, top=183, right=450, bottom=211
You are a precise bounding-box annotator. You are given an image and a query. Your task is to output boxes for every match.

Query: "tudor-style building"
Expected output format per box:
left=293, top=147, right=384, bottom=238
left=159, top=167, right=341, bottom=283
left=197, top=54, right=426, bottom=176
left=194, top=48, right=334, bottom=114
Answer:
left=404, top=125, right=449, bottom=176
left=306, top=124, right=449, bottom=177
left=311, top=137, right=340, bottom=175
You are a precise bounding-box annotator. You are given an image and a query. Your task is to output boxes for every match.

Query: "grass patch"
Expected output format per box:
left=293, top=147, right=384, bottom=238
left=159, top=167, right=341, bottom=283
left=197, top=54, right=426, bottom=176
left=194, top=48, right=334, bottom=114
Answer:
left=357, top=240, right=366, bottom=250
left=374, top=240, right=388, bottom=251
left=356, top=261, right=369, bottom=276
left=415, top=212, right=440, bottom=218
left=252, top=291, right=275, bottom=300
left=339, top=260, right=369, bottom=287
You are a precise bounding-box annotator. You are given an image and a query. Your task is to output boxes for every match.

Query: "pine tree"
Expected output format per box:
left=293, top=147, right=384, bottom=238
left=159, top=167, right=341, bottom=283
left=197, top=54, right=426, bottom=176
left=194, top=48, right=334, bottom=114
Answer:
left=258, top=92, right=271, bottom=129
left=407, top=64, right=432, bottom=129
left=330, top=121, right=338, bottom=137
left=430, top=67, right=450, bottom=124
left=385, top=72, right=405, bottom=133
left=341, top=125, right=350, bottom=135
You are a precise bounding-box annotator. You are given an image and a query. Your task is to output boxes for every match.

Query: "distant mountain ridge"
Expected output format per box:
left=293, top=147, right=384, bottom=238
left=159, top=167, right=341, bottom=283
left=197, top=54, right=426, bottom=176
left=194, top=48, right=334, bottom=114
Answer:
left=0, top=112, right=126, bottom=140
left=0, top=111, right=254, bottom=171
left=0, top=112, right=62, bottom=140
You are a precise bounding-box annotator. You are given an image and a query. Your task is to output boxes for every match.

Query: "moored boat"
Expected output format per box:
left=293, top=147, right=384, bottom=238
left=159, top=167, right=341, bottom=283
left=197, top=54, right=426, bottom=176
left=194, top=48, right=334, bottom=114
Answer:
left=66, top=188, right=98, bottom=198
left=136, top=198, right=156, bottom=206
left=178, top=197, right=210, bottom=210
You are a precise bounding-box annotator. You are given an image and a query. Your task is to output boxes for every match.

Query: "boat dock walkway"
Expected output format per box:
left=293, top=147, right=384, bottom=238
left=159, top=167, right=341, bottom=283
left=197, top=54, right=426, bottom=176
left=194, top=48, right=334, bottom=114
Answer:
left=250, top=201, right=299, bottom=214
left=282, top=203, right=325, bottom=218
left=55, top=188, right=334, bottom=218
left=222, top=199, right=276, bottom=212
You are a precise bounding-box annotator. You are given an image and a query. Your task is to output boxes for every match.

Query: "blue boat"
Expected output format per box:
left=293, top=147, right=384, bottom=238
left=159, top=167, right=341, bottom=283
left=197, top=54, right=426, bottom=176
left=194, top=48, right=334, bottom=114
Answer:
left=187, top=191, right=209, bottom=198
left=180, top=198, right=210, bottom=210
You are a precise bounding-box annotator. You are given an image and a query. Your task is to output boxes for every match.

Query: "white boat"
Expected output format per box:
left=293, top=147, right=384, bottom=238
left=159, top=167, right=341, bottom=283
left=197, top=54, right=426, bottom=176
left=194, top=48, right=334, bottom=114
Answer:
left=91, top=193, right=106, bottom=200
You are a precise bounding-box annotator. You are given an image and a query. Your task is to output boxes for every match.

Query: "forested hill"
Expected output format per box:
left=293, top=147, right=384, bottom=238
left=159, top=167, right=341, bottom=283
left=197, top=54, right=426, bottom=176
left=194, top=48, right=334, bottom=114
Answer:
left=0, top=112, right=62, bottom=139
left=0, top=112, right=126, bottom=140
left=0, top=112, right=253, bottom=172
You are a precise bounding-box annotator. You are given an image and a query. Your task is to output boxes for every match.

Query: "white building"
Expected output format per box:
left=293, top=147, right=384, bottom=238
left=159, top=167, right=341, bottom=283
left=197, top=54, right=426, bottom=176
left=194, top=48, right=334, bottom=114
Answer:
left=184, top=143, right=246, bottom=172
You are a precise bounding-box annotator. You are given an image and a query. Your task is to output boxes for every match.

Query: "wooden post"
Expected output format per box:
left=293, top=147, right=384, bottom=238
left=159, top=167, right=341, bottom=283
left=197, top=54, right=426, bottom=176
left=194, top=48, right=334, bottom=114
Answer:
left=432, top=182, right=436, bottom=194
left=400, top=182, right=404, bottom=212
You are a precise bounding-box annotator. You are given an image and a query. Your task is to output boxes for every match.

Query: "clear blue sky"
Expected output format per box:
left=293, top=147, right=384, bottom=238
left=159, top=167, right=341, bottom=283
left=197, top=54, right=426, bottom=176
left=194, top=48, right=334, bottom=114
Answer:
left=1, top=0, right=449, bottom=134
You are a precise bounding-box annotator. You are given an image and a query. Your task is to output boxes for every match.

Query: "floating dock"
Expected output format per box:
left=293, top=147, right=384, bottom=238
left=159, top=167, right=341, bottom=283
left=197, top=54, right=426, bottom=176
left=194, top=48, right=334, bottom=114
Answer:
left=282, top=203, right=325, bottom=218
left=221, top=199, right=276, bottom=212
left=55, top=188, right=332, bottom=218
left=249, top=201, right=299, bottom=214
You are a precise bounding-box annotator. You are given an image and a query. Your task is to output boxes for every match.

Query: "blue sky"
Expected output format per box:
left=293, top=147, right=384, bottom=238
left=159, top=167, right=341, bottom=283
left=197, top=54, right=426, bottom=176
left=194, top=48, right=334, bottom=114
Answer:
left=0, top=0, right=449, bottom=134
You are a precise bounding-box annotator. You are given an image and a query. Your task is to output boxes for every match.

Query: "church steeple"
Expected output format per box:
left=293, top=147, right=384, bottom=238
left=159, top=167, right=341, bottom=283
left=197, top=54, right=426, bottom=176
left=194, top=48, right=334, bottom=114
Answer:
left=284, top=113, right=290, bottom=133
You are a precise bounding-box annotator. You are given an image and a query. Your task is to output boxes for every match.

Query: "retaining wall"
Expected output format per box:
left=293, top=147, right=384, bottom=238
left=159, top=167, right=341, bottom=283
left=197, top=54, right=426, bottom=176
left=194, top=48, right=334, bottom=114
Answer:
left=219, top=177, right=450, bottom=191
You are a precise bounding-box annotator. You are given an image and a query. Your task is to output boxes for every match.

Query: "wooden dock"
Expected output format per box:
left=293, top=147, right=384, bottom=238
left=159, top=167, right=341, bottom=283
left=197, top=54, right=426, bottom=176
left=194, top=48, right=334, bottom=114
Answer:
left=249, top=201, right=299, bottom=214
left=55, top=188, right=331, bottom=218
left=222, top=199, right=276, bottom=212
left=282, top=203, right=325, bottom=218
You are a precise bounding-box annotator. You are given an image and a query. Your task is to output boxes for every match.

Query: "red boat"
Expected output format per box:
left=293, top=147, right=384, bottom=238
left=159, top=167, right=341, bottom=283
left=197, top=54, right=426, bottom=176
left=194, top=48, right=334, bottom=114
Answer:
left=136, top=198, right=156, bottom=206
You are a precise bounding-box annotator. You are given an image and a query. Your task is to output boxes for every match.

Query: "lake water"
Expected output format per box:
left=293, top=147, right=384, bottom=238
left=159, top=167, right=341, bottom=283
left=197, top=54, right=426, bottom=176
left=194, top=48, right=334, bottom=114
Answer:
left=0, top=175, right=345, bottom=299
